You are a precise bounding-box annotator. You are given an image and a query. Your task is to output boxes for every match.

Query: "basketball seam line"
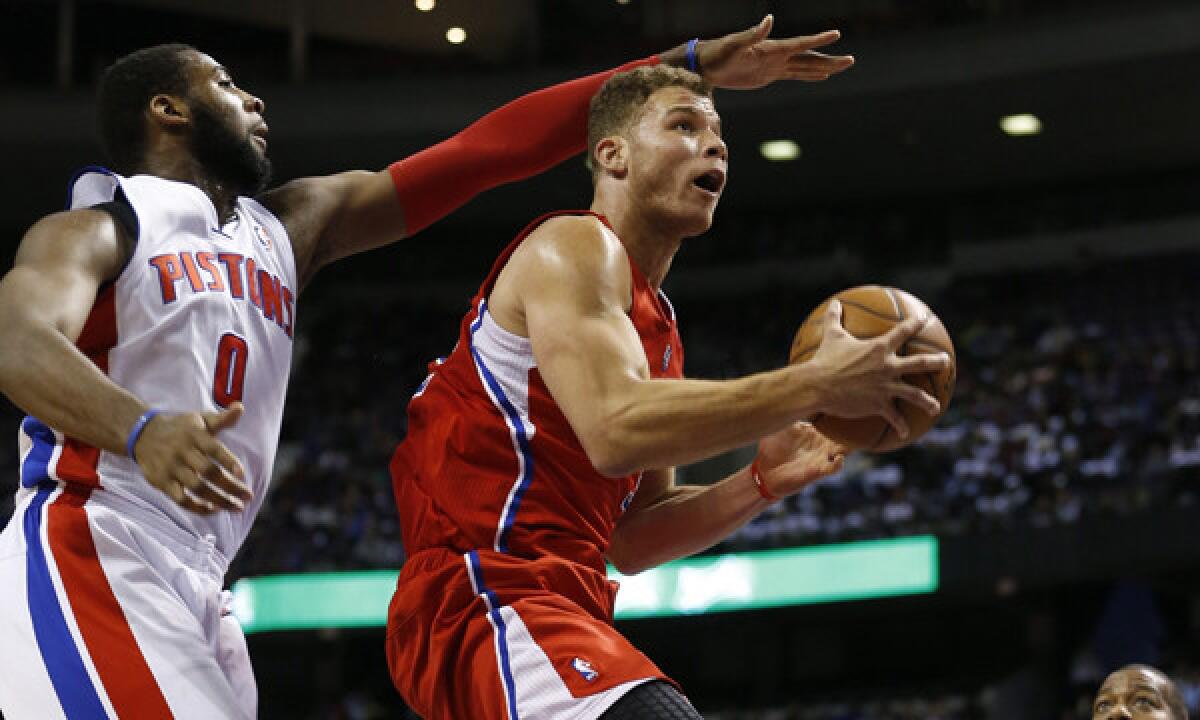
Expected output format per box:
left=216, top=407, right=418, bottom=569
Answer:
left=905, top=337, right=954, bottom=357
left=868, top=412, right=892, bottom=451
left=883, top=287, right=904, bottom=321
left=837, top=299, right=902, bottom=323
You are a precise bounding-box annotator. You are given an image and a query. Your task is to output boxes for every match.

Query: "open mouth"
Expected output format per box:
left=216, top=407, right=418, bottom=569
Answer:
left=251, top=124, right=269, bottom=149
left=692, top=169, right=725, bottom=195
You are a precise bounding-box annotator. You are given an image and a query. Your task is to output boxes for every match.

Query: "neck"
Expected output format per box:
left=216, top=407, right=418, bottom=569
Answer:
left=591, top=187, right=682, bottom=290
left=140, top=150, right=239, bottom=224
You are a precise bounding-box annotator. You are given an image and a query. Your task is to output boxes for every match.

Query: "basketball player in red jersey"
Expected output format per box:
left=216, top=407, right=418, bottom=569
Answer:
left=0, top=19, right=855, bottom=720
left=387, top=66, right=951, bottom=719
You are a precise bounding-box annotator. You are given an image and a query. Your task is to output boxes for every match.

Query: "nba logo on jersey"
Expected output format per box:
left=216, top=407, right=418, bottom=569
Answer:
left=253, top=222, right=274, bottom=250
left=572, top=657, right=599, bottom=682
left=662, top=343, right=672, bottom=372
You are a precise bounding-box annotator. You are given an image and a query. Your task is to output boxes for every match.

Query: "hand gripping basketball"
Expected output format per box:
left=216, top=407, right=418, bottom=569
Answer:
left=794, top=287, right=956, bottom=452
left=132, top=402, right=251, bottom=514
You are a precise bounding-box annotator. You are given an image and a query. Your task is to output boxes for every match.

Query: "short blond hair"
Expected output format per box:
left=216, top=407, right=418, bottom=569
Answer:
left=586, top=65, right=712, bottom=177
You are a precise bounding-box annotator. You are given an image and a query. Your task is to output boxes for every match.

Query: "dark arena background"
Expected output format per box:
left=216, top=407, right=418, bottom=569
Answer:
left=3, top=1, right=1200, bottom=718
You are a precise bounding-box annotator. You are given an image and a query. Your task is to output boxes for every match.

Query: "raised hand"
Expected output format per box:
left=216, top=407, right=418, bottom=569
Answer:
left=809, top=299, right=950, bottom=439
left=133, top=402, right=251, bottom=515
left=755, top=422, right=846, bottom=498
left=691, top=15, right=855, bottom=89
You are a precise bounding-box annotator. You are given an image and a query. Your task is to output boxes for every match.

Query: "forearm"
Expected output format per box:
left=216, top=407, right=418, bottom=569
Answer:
left=0, top=313, right=145, bottom=455
left=610, top=468, right=766, bottom=574
left=389, top=56, right=658, bottom=236
left=595, top=364, right=827, bottom=476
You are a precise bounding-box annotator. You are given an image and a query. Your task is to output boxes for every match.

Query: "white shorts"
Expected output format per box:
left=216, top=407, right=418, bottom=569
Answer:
left=0, top=481, right=256, bottom=720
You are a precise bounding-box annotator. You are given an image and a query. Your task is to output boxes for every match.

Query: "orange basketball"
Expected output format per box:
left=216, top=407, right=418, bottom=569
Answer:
left=789, top=285, right=956, bottom=453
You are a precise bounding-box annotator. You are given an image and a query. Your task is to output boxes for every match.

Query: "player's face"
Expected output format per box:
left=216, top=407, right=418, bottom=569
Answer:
left=186, top=52, right=272, bottom=195
left=1092, top=668, right=1176, bottom=720
left=626, top=86, right=727, bottom=237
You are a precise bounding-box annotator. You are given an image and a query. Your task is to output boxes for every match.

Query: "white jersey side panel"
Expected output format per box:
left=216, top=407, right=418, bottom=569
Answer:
left=16, top=168, right=297, bottom=567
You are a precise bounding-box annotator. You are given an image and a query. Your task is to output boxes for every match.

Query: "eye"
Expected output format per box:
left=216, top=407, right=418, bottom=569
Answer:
left=218, top=79, right=234, bottom=88
left=674, top=120, right=694, bottom=132
left=1095, top=701, right=1111, bottom=713
left=1135, top=696, right=1158, bottom=709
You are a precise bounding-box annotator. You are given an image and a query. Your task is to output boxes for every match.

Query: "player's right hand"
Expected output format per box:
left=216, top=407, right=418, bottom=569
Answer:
left=133, top=403, right=251, bottom=515
left=807, top=299, right=950, bottom=439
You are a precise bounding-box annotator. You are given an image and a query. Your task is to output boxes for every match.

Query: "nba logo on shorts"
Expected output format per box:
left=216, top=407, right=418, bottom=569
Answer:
left=253, top=223, right=274, bottom=250
left=572, top=657, right=598, bottom=682
left=661, top=343, right=672, bottom=372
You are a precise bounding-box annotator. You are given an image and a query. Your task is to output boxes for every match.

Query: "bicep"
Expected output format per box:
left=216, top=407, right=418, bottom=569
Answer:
left=522, top=245, right=649, bottom=447
left=0, top=211, right=125, bottom=341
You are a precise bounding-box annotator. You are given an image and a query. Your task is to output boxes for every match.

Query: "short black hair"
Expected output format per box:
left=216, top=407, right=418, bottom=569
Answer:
left=97, top=44, right=196, bottom=174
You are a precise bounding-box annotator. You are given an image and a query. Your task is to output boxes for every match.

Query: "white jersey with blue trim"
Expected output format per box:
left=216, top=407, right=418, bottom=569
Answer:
left=15, top=168, right=297, bottom=568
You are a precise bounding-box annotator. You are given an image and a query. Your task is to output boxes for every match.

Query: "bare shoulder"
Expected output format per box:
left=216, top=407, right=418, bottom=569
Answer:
left=17, top=208, right=129, bottom=281
left=517, top=214, right=630, bottom=288
left=258, top=172, right=372, bottom=216
left=491, top=214, right=632, bottom=334
left=257, top=172, right=369, bottom=231
left=257, top=171, right=374, bottom=285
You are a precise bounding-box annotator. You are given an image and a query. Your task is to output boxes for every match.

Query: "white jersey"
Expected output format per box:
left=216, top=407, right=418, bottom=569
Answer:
left=15, top=167, right=297, bottom=569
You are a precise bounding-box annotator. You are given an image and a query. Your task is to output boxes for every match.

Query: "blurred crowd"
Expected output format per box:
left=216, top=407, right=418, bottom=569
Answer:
left=2, top=244, right=1196, bottom=579
left=711, top=253, right=1200, bottom=554
left=300, top=660, right=1200, bottom=720
left=221, top=247, right=1200, bottom=577
left=701, top=660, right=1200, bottom=720
left=0, top=215, right=1198, bottom=720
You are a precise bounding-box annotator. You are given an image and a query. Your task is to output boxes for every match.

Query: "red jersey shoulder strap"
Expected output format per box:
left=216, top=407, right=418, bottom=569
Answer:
left=474, top=209, right=606, bottom=299
left=473, top=209, right=671, bottom=333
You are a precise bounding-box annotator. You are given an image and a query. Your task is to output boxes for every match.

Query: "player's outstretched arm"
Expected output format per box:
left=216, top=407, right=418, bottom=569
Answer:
left=268, top=17, right=854, bottom=289
left=0, top=212, right=250, bottom=514
left=608, top=424, right=845, bottom=575
left=660, top=14, right=855, bottom=89
left=490, top=215, right=944, bottom=478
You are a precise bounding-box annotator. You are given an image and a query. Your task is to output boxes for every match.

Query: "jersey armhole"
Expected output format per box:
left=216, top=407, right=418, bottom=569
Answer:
left=89, top=187, right=139, bottom=278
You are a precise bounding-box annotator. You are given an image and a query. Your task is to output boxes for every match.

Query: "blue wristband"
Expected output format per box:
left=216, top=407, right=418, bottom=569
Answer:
left=686, top=38, right=700, bottom=73
left=126, top=409, right=161, bottom=463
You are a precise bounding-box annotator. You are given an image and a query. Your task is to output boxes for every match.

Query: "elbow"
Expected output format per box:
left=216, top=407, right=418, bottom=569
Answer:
left=607, top=543, right=650, bottom=577
left=579, top=395, right=657, bottom=477
left=609, top=557, right=646, bottom=577
left=580, top=426, right=641, bottom=479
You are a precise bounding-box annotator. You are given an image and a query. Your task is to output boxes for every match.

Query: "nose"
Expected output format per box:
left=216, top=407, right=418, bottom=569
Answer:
left=243, top=91, right=265, bottom=116
left=704, top=130, right=727, bottom=162
left=1106, top=707, right=1133, bottom=720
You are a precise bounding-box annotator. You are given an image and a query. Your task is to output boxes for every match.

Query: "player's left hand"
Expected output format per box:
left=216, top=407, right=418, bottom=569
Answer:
left=754, top=421, right=847, bottom=498
left=694, top=15, right=855, bottom=90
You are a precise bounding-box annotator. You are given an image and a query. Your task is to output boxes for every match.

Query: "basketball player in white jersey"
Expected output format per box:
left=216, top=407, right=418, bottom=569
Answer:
left=0, top=20, right=855, bottom=720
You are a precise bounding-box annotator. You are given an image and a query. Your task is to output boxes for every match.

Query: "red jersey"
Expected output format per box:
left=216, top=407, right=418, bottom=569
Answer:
left=387, top=211, right=685, bottom=719
left=390, top=209, right=683, bottom=602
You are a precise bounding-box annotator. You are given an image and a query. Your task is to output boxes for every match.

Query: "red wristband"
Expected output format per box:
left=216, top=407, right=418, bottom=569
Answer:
left=750, top=458, right=778, bottom=502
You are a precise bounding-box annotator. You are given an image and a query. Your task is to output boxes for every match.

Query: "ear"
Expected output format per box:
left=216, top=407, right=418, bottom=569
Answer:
left=593, top=135, right=628, bottom=178
left=149, top=94, right=191, bottom=131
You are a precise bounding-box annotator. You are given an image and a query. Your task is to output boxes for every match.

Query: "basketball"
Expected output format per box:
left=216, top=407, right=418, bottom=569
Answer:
left=789, top=285, right=956, bottom=453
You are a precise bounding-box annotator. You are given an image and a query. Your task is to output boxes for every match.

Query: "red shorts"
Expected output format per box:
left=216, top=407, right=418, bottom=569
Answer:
left=387, top=548, right=671, bottom=720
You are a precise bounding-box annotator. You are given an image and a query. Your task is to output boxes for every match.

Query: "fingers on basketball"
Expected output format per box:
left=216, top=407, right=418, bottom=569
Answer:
left=790, top=285, right=957, bottom=453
